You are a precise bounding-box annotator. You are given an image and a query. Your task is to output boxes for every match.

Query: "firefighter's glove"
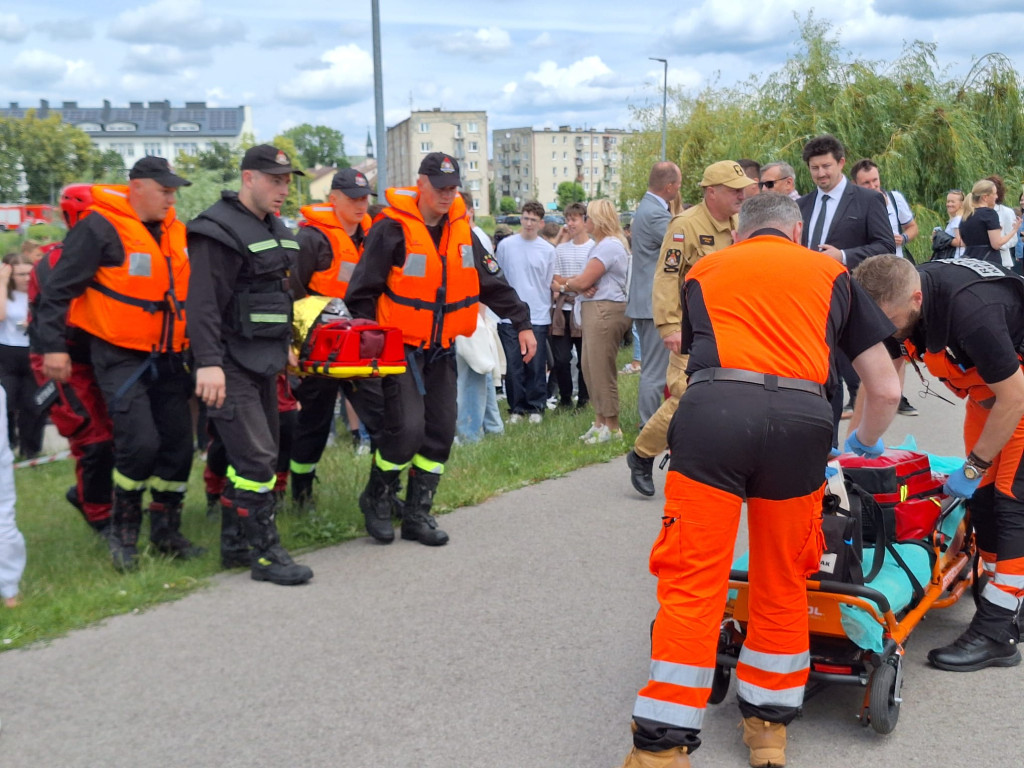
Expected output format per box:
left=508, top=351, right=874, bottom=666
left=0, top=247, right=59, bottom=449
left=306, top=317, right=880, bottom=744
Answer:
left=943, top=464, right=982, bottom=500
left=844, top=430, right=884, bottom=458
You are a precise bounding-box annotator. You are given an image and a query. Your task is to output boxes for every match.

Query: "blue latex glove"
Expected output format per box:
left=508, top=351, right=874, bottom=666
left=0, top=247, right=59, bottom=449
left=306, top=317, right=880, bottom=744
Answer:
left=844, top=430, right=884, bottom=458
left=825, top=447, right=841, bottom=480
left=943, top=464, right=982, bottom=499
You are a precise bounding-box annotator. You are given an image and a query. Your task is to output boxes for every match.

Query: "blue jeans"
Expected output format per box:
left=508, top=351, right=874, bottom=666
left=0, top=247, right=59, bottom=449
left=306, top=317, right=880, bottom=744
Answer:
left=456, top=356, right=505, bottom=442
left=498, top=323, right=549, bottom=415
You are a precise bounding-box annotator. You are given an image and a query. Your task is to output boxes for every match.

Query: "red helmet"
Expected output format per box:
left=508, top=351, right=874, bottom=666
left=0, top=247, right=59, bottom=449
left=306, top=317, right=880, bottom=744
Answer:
left=59, top=183, right=94, bottom=228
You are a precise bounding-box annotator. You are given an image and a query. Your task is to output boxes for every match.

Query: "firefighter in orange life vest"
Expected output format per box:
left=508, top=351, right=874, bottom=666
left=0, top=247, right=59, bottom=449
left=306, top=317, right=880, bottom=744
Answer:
left=36, top=157, right=201, bottom=571
left=289, top=168, right=384, bottom=508
left=345, top=153, right=535, bottom=545
left=620, top=194, right=900, bottom=768
left=854, top=254, right=1024, bottom=672
left=188, top=144, right=313, bottom=587
left=28, top=184, right=115, bottom=537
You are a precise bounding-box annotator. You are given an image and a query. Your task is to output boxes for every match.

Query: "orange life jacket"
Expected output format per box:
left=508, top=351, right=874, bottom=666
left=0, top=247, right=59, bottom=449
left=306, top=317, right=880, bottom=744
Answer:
left=68, top=185, right=189, bottom=354
left=377, top=188, right=479, bottom=348
left=299, top=205, right=371, bottom=299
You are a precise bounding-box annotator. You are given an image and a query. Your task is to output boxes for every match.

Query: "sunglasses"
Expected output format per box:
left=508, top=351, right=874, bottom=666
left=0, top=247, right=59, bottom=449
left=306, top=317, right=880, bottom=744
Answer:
left=948, top=189, right=963, bottom=195
left=758, top=177, right=791, bottom=190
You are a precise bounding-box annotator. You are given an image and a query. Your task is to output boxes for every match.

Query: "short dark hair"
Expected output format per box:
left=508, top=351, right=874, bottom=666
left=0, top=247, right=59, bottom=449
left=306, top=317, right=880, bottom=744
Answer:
left=521, top=200, right=545, bottom=219
left=737, top=159, right=761, bottom=180
left=802, top=134, right=846, bottom=165
left=986, top=174, right=1006, bottom=205
left=460, top=190, right=474, bottom=209
left=849, top=158, right=878, bottom=183
left=564, top=202, right=587, bottom=219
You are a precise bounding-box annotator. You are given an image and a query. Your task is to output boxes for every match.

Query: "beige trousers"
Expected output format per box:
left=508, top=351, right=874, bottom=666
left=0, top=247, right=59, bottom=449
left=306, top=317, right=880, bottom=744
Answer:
left=633, top=351, right=689, bottom=458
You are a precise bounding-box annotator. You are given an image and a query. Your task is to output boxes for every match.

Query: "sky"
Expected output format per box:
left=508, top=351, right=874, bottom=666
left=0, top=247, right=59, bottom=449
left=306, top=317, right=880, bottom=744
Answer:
left=1, top=0, right=1023, bottom=159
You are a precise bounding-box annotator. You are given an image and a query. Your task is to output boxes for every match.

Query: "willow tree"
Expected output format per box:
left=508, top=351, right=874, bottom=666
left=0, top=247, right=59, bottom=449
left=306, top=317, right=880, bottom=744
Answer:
left=622, top=16, right=1024, bottom=253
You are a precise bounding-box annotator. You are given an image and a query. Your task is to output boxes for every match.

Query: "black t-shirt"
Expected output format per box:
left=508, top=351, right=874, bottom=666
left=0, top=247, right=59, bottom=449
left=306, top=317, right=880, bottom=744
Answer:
left=958, top=207, right=1001, bottom=247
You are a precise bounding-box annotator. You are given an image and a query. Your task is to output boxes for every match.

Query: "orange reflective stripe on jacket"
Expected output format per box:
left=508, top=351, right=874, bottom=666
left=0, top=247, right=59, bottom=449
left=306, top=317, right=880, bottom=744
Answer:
left=300, top=205, right=371, bottom=299
left=68, top=185, right=189, bottom=353
left=377, top=187, right=479, bottom=348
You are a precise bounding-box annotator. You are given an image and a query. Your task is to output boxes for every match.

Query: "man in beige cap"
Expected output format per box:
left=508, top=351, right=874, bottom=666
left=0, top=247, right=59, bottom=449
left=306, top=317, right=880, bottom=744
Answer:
left=626, top=161, right=756, bottom=497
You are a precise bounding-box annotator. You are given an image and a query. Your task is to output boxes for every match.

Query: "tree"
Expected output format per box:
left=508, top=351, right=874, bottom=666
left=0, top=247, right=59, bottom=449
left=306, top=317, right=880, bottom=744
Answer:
left=174, top=142, right=241, bottom=183
left=282, top=124, right=349, bottom=169
left=271, top=133, right=305, bottom=218
left=0, top=112, right=99, bottom=203
left=621, top=15, right=1024, bottom=252
left=174, top=168, right=241, bottom=223
left=499, top=196, right=518, bottom=214
left=556, top=182, right=586, bottom=210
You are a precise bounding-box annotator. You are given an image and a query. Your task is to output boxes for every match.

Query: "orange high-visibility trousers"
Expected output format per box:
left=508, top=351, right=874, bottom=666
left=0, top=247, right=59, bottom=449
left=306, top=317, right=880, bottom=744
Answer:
left=632, top=379, right=831, bottom=746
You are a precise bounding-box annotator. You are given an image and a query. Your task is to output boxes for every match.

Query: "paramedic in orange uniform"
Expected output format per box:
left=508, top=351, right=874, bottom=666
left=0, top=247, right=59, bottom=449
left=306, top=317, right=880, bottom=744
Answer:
left=619, top=194, right=900, bottom=768
left=854, top=254, right=1024, bottom=673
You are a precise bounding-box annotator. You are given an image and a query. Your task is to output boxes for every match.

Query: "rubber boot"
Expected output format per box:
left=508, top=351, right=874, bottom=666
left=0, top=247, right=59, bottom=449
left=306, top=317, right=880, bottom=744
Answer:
left=149, top=500, right=206, bottom=560
left=619, top=746, right=691, bottom=768
left=627, top=450, right=656, bottom=497
left=291, top=470, right=316, bottom=513
left=240, top=498, right=313, bottom=586
left=109, top=489, right=144, bottom=572
left=401, top=467, right=449, bottom=546
left=219, top=497, right=252, bottom=568
left=358, top=464, right=401, bottom=543
left=741, top=717, right=787, bottom=768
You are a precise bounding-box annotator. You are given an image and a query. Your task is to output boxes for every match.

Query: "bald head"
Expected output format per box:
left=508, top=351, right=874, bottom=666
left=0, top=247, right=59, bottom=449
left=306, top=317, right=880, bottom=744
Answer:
left=648, top=161, right=682, bottom=202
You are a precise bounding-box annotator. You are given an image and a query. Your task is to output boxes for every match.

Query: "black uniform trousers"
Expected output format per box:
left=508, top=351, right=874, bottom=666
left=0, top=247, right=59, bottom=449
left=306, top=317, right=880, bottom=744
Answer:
left=206, top=357, right=279, bottom=507
left=89, top=337, right=192, bottom=492
left=549, top=310, right=588, bottom=406
left=291, top=375, right=384, bottom=471
left=378, top=346, right=457, bottom=468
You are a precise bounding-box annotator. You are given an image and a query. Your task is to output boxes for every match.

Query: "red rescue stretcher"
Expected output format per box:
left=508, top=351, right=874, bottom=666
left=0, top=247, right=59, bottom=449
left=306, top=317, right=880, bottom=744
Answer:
left=290, top=296, right=406, bottom=379
left=714, top=450, right=977, bottom=734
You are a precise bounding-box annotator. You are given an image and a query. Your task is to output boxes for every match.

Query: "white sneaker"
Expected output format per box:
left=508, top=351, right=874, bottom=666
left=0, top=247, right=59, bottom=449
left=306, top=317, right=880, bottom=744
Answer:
left=509, top=413, right=523, bottom=424
left=546, top=395, right=559, bottom=411
left=584, top=425, right=624, bottom=444
left=528, top=413, right=543, bottom=424
left=579, top=423, right=600, bottom=441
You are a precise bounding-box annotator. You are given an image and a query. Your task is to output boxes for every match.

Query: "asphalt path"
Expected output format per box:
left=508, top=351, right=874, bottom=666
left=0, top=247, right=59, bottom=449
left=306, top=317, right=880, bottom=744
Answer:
left=2, top=380, right=1022, bottom=768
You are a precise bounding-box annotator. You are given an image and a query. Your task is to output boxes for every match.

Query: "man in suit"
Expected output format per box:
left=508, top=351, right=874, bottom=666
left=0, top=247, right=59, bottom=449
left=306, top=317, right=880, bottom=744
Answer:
left=626, top=162, right=681, bottom=429
left=799, top=134, right=895, bottom=439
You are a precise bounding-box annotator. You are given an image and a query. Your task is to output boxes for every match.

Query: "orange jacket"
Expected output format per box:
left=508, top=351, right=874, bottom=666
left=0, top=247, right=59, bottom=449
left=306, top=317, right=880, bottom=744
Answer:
left=377, top=187, right=479, bottom=348
left=300, top=204, right=371, bottom=298
left=68, top=185, right=188, bottom=354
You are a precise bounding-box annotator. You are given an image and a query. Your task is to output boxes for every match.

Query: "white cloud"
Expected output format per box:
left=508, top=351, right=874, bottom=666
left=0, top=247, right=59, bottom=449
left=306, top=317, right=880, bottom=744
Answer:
left=124, top=44, right=211, bottom=75
left=277, top=44, right=373, bottom=108
left=35, top=18, right=94, bottom=41
left=0, top=13, right=28, bottom=42
left=109, top=0, right=244, bottom=49
left=439, top=26, right=511, bottom=57
left=261, top=27, right=311, bottom=49
left=10, top=50, right=67, bottom=88
left=529, top=32, right=554, bottom=49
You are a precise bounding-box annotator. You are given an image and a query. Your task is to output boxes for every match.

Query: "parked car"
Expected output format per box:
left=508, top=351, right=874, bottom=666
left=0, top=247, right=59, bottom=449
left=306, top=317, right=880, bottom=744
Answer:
left=496, top=215, right=521, bottom=225
left=544, top=214, right=565, bottom=225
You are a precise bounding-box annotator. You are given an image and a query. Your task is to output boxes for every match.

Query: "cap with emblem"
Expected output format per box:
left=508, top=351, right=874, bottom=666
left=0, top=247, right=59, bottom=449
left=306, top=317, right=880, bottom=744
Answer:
left=331, top=168, right=372, bottom=198
left=700, top=160, right=756, bottom=189
left=240, top=144, right=306, bottom=176
left=418, top=152, right=462, bottom=189
left=129, top=156, right=192, bottom=187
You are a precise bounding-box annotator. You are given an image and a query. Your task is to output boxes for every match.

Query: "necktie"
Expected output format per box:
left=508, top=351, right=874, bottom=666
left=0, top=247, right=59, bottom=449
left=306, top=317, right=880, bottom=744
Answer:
left=809, top=194, right=830, bottom=251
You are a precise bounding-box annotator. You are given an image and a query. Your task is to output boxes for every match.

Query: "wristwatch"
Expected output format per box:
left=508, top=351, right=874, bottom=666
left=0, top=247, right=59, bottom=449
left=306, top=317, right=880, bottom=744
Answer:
left=964, top=452, right=992, bottom=480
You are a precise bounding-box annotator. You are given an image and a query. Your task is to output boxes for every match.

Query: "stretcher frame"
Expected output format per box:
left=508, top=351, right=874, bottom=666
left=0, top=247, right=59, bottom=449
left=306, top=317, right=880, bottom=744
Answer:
left=714, top=497, right=974, bottom=734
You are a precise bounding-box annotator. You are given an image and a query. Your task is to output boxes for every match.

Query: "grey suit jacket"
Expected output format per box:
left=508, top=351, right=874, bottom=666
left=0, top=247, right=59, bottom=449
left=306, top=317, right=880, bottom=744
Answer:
left=625, top=192, right=671, bottom=319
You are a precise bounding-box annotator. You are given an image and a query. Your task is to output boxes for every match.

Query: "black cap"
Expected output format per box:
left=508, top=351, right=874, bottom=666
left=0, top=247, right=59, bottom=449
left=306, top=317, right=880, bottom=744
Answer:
left=240, top=144, right=305, bottom=176
left=330, top=168, right=372, bottom=198
left=417, top=152, right=461, bottom=188
left=128, top=156, right=191, bottom=187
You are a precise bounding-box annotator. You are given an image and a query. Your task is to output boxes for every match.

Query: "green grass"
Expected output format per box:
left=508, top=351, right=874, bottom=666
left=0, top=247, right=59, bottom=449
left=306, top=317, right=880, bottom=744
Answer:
left=0, top=348, right=640, bottom=650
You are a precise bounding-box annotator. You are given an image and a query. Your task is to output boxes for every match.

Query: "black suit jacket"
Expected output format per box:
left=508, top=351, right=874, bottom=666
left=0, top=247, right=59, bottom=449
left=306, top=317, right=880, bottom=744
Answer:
left=798, top=181, right=895, bottom=270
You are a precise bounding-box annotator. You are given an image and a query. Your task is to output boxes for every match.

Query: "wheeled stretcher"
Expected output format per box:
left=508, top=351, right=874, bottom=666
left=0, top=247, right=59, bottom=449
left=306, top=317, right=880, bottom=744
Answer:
left=714, top=451, right=976, bottom=734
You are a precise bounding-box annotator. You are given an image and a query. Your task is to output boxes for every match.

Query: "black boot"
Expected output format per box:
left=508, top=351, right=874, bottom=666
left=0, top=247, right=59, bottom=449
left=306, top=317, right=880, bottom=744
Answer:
left=205, top=491, right=221, bottom=518
left=109, top=489, right=144, bottom=572
left=358, top=464, right=401, bottom=543
left=149, top=500, right=205, bottom=560
left=219, top=497, right=252, bottom=568
left=291, top=470, right=316, bottom=513
left=626, top=450, right=656, bottom=497
left=928, top=598, right=1022, bottom=671
left=240, top=498, right=313, bottom=586
left=401, top=467, right=449, bottom=546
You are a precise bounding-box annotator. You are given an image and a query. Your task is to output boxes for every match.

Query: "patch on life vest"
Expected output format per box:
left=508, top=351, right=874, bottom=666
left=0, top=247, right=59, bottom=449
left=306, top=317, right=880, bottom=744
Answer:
left=672, top=232, right=685, bottom=242
left=663, top=249, right=680, bottom=273
left=461, top=244, right=474, bottom=268
left=128, top=252, right=151, bottom=277
left=483, top=253, right=501, bottom=275
left=699, top=235, right=715, bottom=246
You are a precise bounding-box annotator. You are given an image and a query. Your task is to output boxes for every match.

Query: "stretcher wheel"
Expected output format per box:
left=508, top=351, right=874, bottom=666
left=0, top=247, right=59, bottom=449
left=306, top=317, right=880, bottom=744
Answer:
left=708, top=664, right=731, bottom=704
left=868, top=658, right=901, bottom=734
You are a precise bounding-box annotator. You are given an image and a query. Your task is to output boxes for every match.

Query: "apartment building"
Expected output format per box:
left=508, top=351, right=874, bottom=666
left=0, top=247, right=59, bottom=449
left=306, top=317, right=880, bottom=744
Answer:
left=386, top=108, right=489, bottom=216
left=0, top=99, right=253, bottom=165
left=492, top=125, right=630, bottom=210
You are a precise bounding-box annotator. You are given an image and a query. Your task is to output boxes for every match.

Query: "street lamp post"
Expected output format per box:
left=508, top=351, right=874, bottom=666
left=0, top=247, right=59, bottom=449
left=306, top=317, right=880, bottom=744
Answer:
left=649, top=57, right=668, bottom=162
